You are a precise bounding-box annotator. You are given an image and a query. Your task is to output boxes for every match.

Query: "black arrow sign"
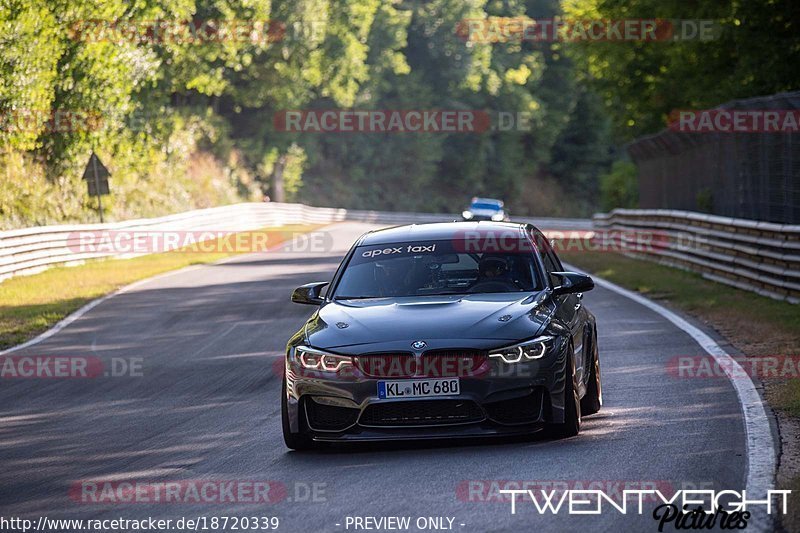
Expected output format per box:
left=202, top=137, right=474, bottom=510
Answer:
left=82, top=152, right=111, bottom=222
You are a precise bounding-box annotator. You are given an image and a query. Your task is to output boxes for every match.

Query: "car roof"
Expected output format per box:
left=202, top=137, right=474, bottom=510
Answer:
left=358, top=221, right=531, bottom=246
left=471, top=197, right=504, bottom=206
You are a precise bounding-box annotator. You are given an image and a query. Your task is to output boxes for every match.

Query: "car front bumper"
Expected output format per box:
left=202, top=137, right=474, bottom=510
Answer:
left=283, top=346, right=569, bottom=442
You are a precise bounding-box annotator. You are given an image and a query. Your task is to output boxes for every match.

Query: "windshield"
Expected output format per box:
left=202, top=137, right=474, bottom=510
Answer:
left=470, top=202, right=502, bottom=211
left=333, top=239, right=541, bottom=299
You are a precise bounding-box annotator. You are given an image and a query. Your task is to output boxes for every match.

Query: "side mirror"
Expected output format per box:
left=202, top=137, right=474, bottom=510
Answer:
left=551, top=272, right=594, bottom=296
left=291, top=282, right=329, bottom=305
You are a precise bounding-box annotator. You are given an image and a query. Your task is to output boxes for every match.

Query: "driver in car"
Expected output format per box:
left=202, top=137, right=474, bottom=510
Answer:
left=469, top=255, right=517, bottom=293
left=375, top=258, right=413, bottom=296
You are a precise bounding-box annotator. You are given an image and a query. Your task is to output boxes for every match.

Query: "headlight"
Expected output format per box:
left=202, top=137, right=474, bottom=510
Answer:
left=462, top=210, right=474, bottom=219
left=488, top=336, right=555, bottom=363
left=294, top=346, right=352, bottom=372
left=491, top=212, right=505, bottom=221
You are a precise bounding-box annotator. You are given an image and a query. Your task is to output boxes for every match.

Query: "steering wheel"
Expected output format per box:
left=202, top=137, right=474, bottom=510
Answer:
left=467, top=279, right=519, bottom=293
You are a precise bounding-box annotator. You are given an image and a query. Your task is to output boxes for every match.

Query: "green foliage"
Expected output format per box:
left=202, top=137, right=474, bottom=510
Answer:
left=284, top=0, right=615, bottom=215
left=564, top=0, right=800, bottom=139
left=1, top=0, right=625, bottom=227
left=599, top=160, right=638, bottom=211
left=549, top=88, right=613, bottom=211
left=0, top=0, right=264, bottom=228
left=696, top=187, right=713, bottom=213
left=0, top=151, right=62, bottom=225
left=259, top=143, right=306, bottom=202
left=0, top=0, right=62, bottom=150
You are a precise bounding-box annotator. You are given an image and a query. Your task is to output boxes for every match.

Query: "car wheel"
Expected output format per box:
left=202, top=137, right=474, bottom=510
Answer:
left=580, top=331, right=602, bottom=416
left=282, top=379, right=315, bottom=451
left=551, top=355, right=581, bottom=438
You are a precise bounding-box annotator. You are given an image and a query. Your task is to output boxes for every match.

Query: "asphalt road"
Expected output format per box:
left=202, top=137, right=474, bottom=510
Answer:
left=0, top=222, right=754, bottom=532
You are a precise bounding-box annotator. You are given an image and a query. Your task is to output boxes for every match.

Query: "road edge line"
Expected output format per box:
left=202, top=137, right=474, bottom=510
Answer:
left=569, top=266, right=776, bottom=530
left=0, top=265, right=207, bottom=357
left=0, top=243, right=779, bottom=529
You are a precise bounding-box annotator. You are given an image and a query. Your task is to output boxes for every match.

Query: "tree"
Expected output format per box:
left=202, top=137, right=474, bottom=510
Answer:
left=564, top=0, right=800, bottom=139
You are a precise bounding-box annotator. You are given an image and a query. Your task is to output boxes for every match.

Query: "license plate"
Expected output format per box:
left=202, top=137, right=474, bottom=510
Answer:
left=377, top=378, right=460, bottom=399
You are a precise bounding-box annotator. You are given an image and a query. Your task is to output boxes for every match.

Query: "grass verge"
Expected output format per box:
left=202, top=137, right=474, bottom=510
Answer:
left=0, top=224, right=319, bottom=351
left=560, top=250, right=800, bottom=415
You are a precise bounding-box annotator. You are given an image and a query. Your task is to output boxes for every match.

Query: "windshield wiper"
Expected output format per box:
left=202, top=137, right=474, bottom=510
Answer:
left=335, top=292, right=469, bottom=299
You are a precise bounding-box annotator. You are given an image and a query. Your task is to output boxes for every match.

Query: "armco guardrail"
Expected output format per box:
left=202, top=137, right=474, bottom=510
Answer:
left=593, top=209, right=800, bottom=304
left=0, top=202, right=590, bottom=282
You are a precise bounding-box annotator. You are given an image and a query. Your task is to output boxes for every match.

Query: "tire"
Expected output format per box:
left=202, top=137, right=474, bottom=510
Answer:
left=550, top=355, right=581, bottom=438
left=581, top=331, right=602, bottom=416
left=282, top=379, right=315, bottom=451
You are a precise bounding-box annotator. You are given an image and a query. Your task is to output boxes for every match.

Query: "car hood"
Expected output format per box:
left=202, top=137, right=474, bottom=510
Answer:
left=304, top=292, right=553, bottom=352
